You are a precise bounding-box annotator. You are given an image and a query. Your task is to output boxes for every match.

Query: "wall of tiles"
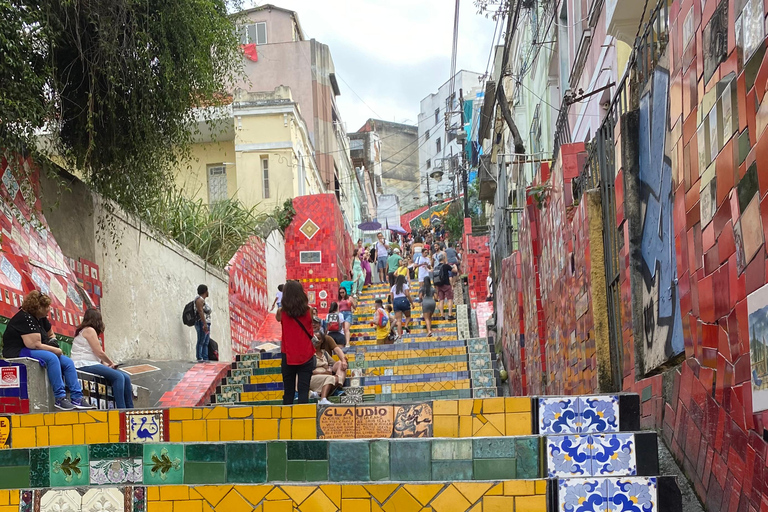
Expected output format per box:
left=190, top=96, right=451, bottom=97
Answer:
left=227, top=235, right=269, bottom=355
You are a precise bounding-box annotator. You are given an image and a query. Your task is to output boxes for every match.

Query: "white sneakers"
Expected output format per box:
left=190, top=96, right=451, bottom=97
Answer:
left=318, top=398, right=332, bottom=405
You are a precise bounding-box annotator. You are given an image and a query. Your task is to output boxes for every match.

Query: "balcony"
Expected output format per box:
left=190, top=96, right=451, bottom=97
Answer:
left=606, top=0, right=652, bottom=45
left=478, top=155, right=497, bottom=203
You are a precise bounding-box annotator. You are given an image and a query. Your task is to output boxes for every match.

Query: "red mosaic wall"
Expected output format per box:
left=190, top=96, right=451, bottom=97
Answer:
left=465, top=234, right=491, bottom=308
left=500, top=252, right=525, bottom=395
left=227, top=235, right=269, bottom=354
left=284, top=194, right=353, bottom=316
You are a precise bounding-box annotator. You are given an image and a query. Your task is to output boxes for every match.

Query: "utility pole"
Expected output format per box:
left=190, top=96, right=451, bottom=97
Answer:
left=426, top=175, right=432, bottom=208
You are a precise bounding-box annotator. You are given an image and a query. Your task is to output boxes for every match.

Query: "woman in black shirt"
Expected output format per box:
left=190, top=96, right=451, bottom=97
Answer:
left=2, top=291, right=93, bottom=410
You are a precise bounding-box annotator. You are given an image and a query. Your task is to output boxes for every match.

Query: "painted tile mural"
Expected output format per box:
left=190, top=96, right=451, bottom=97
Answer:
left=748, top=283, right=768, bottom=412
left=227, top=235, right=269, bottom=354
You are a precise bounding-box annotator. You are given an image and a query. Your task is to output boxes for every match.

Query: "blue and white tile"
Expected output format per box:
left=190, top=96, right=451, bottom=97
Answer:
left=539, top=397, right=580, bottom=434
left=468, top=353, right=492, bottom=370
left=466, top=338, right=488, bottom=353
left=607, top=477, right=657, bottom=512
left=558, top=478, right=609, bottom=512
left=126, top=410, right=164, bottom=443
left=471, top=370, right=495, bottom=388
left=472, top=387, right=497, bottom=398
left=590, top=434, right=636, bottom=477
left=578, top=395, right=619, bottom=433
left=547, top=435, right=592, bottom=478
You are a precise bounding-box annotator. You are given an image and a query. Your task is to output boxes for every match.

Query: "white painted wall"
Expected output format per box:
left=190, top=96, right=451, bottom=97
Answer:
left=265, top=230, right=287, bottom=306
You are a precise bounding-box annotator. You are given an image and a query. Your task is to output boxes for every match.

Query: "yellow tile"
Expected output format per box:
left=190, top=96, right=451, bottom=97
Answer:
left=11, top=427, right=36, bottom=448
left=282, top=486, right=315, bottom=506
left=8, top=492, right=17, bottom=505
left=451, top=483, right=492, bottom=505
left=514, top=495, right=546, bottom=511
left=271, top=406, right=283, bottom=419
left=320, top=485, right=340, bottom=507
left=432, top=400, right=458, bottom=415
left=403, top=484, right=443, bottom=506
left=534, top=480, right=547, bottom=494
left=278, top=419, right=291, bottom=439
left=189, top=489, right=204, bottom=500
left=193, top=409, right=204, bottom=420
left=183, top=420, right=207, bottom=442
left=195, top=485, right=234, bottom=507
left=472, top=399, right=483, bottom=416
left=174, top=501, right=202, bottom=512
left=207, top=420, right=220, bottom=442
left=54, top=411, right=79, bottom=425
left=35, top=426, right=48, bottom=446
left=433, top=416, right=458, bottom=438
left=0, top=490, right=9, bottom=506
left=281, top=406, right=292, bottom=419
left=381, top=487, right=424, bottom=512
left=292, top=404, right=316, bottom=419
left=72, top=424, right=85, bottom=445
left=505, top=413, right=532, bottom=436
left=9, top=416, right=19, bottom=428
left=147, top=503, right=173, bottom=512
left=253, top=406, right=272, bottom=419
left=341, top=485, right=369, bottom=499
left=458, top=416, right=472, bottom=438
left=482, top=398, right=505, bottom=414
left=109, top=433, right=120, bottom=442
left=108, top=410, right=120, bottom=435
left=19, top=414, right=44, bottom=428
left=43, top=414, right=55, bottom=426
left=263, top=501, right=292, bottom=512
left=482, top=496, right=515, bottom=512
left=265, top=488, right=290, bottom=501
left=168, top=422, right=182, bottom=442
left=87, top=410, right=108, bottom=422
left=215, top=488, right=253, bottom=512
left=457, top=399, right=473, bottom=416
left=218, top=419, right=245, bottom=442
left=49, top=425, right=72, bottom=446
left=206, top=407, right=229, bottom=420
left=84, top=422, right=108, bottom=444
left=299, top=488, right=339, bottom=512
left=342, top=499, right=371, bottom=512
left=147, top=487, right=160, bottom=501
left=486, top=484, right=503, bottom=496
left=77, top=412, right=95, bottom=423
left=291, top=418, right=316, bottom=440
left=234, top=485, right=272, bottom=505
left=485, top=414, right=506, bottom=434
left=504, top=397, right=530, bottom=413
left=160, top=486, right=189, bottom=501
left=429, top=484, right=470, bottom=512
left=474, top=421, right=502, bottom=438
left=254, top=419, right=279, bottom=441
left=503, top=481, right=535, bottom=496
left=168, top=408, right=194, bottom=421
left=229, top=407, right=253, bottom=419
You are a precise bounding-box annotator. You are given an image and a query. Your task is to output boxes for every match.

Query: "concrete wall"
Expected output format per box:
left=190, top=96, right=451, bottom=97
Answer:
left=40, top=171, right=232, bottom=362
left=265, top=230, right=287, bottom=301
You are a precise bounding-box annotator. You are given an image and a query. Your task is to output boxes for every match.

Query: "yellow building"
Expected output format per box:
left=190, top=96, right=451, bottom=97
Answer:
left=175, top=86, right=325, bottom=211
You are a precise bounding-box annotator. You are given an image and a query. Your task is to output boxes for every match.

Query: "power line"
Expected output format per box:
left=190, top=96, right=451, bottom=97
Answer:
left=335, top=73, right=383, bottom=120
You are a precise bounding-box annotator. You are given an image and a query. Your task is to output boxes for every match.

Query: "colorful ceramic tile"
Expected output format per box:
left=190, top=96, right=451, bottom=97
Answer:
left=607, top=477, right=658, bottom=511
left=81, top=488, right=123, bottom=512
left=591, top=434, right=637, bottom=477
left=40, top=489, right=81, bottom=512
left=49, top=445, right=89, bottom=487
left=126, top=410, right=164, bottom=443
left=317, top=405, right=356, bottom=439
left=472, top=387, right=497, bottom=398
left=355, top=405, right=394, bottom=438
left=466, top=338, right=488, bottom=353
left=472, top=370, right=495, bottom=388
left=131, top=486, right=146, bottom=512
left=226, top=443, right=266, bottom=483
left=547, top=435, right=591, bottom=478
left=469, top=353, right=492, bottom=370
left=748, top=283, right=768, bottom=412
left=393, top=402, right=433, bottom=438
left=142, top=445, right=183, bottom=484
left=539, top=397, right=580, bottom=434
left=89, top=458, right=142, bottom=485
left=329, top=441, right=370, bottom=481
left=558, top=478, right=609, bottom=512
left=578, top=396, right=620, bottom=433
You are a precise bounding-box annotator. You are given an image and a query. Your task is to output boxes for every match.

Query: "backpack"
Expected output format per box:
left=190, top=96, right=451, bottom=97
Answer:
left=182, top=300, right=197, bottom=326
left=432, top=263, right=446, bottom=286
left=208, top=339, right=219, bottom=361
left=375, top=308, right=388, bottom=328
left=326, top=312, right=341, bottom=332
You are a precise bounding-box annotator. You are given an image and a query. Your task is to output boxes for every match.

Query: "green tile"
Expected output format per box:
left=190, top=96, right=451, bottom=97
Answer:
left=286, top=460, right=305, bottom=481
left=287, top=440, right=328, bottom=461
left=304, top=460, right=329, bottom=482
left=129, top=444, right=143, bottom=458
left=329, top=442, right=370, bottom=482
left=186, top=444, right=226, bottom=462
left=432, top=460, right=473, bottom=481
left=185, top=462, right=227, bottom=484
left=515, top=437, right=542, bottom=479
left=390, top=440, right=431, bottom=481
left=267, top=442, right=287, bottom=482
left=90, top=443, right=128, bottom=460
left=0, top=466, right=30, bottom=489
left=369, top=441, right=390, bottom=481
left=226, top=443, right=266, bottom=483
left=473, top=458, right=516, bottom=480
left=29, top=448, right=49, bottom=488
left=432, top=439, right=472, bottom=460
left=50, top=445, right=90, bottom=487
left=143, top=444, right=184, bottom=485
left=472, top=438, right=516, bottom=459
left=0, top=449, right=29, bottom=466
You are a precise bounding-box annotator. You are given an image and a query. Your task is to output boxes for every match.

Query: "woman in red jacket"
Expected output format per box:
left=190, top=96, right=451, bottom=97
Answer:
left=275, top=280, right=316, bottom=404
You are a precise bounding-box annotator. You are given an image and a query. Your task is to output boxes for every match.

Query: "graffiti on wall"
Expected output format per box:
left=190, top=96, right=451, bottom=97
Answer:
left=637, top=67, right=684, bottom=373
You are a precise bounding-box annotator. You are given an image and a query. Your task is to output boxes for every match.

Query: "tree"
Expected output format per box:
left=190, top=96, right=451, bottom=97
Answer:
left=0, top=0, right=243, bottom=216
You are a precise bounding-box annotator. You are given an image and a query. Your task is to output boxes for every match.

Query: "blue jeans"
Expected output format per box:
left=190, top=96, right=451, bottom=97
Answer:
left=79, top=364, right=134, bottom=409
left=27, top=350, right=83, bottom=401
left=195, top=320, right=211, bottom=361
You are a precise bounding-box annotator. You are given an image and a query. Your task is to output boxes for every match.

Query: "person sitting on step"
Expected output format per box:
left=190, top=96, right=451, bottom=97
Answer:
left=309, top=316, right=347, bottom=405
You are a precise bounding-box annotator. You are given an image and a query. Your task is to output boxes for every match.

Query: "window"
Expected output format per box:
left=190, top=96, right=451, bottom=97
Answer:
left=297, top=153, right=306, bottom=195
left=436, top=138, right=441, bottom=154
left=424, top=128, right=430, bottom=141
left=434, top=108, right=440, bottom=125
left=261, top=157, right=270, bottom=199
left=426, top=159, right=431, bottom=169
left=207, top=165, right=227, bottom=204
left=242, top=22, right=267, bottom=45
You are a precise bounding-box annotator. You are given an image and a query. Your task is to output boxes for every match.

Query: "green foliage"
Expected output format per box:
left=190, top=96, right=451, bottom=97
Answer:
left=0, top=0, right=243, bottom=218
left=272, top=198, right=296, bottom=233
left=528, top=183, right=551, bottom=210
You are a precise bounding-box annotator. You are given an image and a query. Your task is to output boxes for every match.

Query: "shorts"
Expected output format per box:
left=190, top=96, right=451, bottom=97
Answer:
left=393, top=297, right=411, bottom=313
left=340, top=311, right=354, bottom=324
left=388, top=272, right=396, bottom=286
left=437, top=284, right=454, bottom=301
left=377, top=256, right=388, bottom=270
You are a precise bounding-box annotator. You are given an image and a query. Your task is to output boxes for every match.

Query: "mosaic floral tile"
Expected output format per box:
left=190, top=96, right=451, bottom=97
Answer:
left=126, top=410, right=164, bottom=443
left=591, top=434, right=637, bottom=477
left=466, top=338, right=488, bottom=353
left=341, top=387, right=364, bottom=404
left=547, top=435, right=591, bottom=478
left=607, top=477, right=657, bottom=511
left=131, top=487, right=146, bottom=512
left=89, top=458, right=142, bottom=485
left=471, top=387, right=497, bottom=398
left=578, top=396, right=619, bottom=433
left=49, top=445, right=89, bottom=487
left=19, top=490, right=33, bottom=512
left=81, top=488, right=123, bottom=512
left=40, top=489, right=81, bottom=512
left=142, top=445, right=183, bottom=484
left=558, top=478, right=609, bottom=512
left=539, top=397, right=580, bottom=434
left=468, top=353, right=492, bottom=370
left=472, top=370, right=495, bottom=388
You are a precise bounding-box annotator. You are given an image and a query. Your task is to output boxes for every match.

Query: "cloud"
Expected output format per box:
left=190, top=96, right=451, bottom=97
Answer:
left=253, top=0, right=498, bottom=129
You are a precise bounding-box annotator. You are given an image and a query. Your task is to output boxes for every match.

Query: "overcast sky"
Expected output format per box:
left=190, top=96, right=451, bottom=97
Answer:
left=253, top=0, right=499, bottom=131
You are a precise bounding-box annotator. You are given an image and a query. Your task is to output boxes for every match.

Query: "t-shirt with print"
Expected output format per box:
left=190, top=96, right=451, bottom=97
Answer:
left=376, top=241, right=388, bottom=259
left=1, top=310, right=51, bottom=358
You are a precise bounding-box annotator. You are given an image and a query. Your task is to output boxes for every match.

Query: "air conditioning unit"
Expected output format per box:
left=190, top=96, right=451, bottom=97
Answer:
left=478, top=155, right=496, bottom=203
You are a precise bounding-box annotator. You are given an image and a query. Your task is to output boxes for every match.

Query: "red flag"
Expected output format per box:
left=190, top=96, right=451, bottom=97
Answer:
left=241, top=43, right=258, bottom=62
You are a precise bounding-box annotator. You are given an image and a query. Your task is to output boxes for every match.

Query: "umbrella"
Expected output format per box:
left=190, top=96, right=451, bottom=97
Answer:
left=388, top=224, right=408, bottom=235
left=358, top=220, right=382, bottom=231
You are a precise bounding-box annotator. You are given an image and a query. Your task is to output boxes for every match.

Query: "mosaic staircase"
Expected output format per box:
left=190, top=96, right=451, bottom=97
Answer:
left=211, top=280, right=500, bottom=406
left=0, top=394, right=682, bottom=511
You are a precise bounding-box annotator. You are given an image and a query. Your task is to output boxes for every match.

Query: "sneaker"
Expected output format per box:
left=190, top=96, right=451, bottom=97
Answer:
left=309, top=391, right=320, bottom=399
left=71, top=397, right=95, bottom=410
left=331, top=388, right=346, bottom=397
left=54, top=397, right=76, bottom=410
left=318, top=398, right=332, bottom=405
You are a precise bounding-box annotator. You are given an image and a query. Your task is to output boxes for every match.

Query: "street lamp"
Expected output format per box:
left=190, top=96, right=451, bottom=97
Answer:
left=429, top=169, right=444, bottom=182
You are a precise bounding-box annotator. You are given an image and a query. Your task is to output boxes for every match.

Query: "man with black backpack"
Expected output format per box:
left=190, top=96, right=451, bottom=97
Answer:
left=433, top=254, right=455, bottom=320
left=182, top=285, right=212, bottom=362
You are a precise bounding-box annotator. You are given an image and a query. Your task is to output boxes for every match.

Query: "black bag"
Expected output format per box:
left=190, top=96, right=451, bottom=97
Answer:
left=182, top=300, right=197, bottom=326
left=432, top=263, right=446, bottom=286
left=208, top=339, right=219, bottom=361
